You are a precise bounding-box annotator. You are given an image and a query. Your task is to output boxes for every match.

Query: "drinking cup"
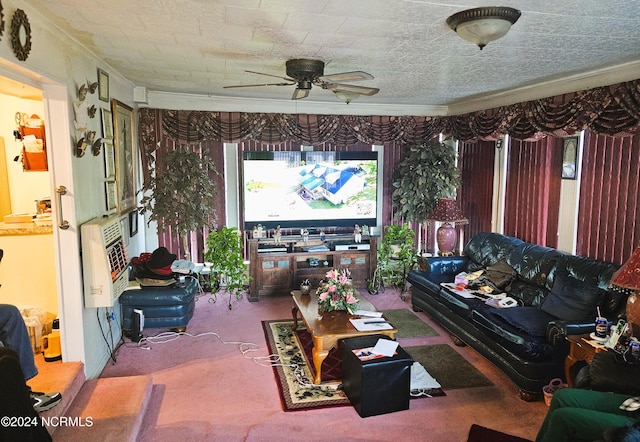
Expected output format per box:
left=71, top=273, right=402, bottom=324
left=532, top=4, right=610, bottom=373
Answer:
left=595, top=317, right=608, bottom=338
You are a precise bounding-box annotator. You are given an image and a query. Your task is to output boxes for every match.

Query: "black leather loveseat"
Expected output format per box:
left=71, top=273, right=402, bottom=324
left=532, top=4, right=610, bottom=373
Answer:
left=408, top=232, right=629, bottom=400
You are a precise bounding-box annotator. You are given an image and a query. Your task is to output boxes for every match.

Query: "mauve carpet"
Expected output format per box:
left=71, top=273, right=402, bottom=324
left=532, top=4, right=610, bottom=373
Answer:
left=98, top=289, right=548, bottom=441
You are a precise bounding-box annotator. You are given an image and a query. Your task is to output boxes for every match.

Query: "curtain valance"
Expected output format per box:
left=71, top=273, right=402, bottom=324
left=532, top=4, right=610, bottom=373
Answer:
left=139, top=78, right=640, bottom=146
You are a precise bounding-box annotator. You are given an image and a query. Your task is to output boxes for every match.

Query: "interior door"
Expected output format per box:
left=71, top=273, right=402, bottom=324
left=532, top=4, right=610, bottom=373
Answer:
left=42, top=84, right=86, bottom=364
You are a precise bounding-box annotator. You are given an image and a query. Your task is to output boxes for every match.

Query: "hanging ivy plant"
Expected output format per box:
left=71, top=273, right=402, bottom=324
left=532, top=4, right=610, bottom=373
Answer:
left=138, top=147, right=218, bottom=260
left=392, top=140, right=461, bottom=224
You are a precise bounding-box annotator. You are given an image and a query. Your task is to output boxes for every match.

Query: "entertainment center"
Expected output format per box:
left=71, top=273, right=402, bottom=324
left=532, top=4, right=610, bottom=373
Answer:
left=240, top=149, right=382, bottom=300
left=247, top=235, right=378, bottom=301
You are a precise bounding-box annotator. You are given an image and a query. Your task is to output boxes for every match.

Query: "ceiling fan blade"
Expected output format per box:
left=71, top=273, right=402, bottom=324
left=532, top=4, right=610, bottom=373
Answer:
left=245, top=70, right=295, bottom=82
left=319, top=71, right=374, bottom=83
left=224, top=82, right=295, bottom=89
left=327, top=83, right=380, bottom=96
left=292, top=88, right=309, bottom=100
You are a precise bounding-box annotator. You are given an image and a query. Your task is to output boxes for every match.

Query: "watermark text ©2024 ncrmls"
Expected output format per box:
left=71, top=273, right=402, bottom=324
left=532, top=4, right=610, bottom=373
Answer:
left=1, top=415, right=94, bottom=428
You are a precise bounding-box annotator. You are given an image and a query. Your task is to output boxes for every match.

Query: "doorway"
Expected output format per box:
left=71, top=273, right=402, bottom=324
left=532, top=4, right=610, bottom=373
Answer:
left=0, top=66, right=86, bottom=368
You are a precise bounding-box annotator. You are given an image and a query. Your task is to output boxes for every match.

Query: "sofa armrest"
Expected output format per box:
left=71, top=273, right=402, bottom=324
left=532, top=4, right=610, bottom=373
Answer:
left=547, top=320, right=595, bottom=346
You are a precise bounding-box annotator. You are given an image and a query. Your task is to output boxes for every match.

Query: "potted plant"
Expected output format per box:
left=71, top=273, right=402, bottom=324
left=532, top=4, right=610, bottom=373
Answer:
left=203, top=226, right=251, bottom=309
left=372, top=223, right=417, bottom=299
left=138, top=148, right=219, bottom=261
left=391, top=139, right=461, bottom=251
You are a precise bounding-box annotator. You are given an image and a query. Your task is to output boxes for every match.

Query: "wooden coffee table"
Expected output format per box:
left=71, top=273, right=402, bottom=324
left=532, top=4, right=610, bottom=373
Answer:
left=291, top=289, right=397, bottom=384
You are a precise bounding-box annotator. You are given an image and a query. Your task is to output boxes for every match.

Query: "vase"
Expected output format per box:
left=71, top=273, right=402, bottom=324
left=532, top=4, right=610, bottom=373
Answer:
left=300, top=283, right=311, bottom=295
left=437, top=222, right=457, bottom=255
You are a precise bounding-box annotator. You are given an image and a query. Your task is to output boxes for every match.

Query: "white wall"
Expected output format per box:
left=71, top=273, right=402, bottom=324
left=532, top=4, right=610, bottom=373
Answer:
left=0, top=0, right=144, bottom=379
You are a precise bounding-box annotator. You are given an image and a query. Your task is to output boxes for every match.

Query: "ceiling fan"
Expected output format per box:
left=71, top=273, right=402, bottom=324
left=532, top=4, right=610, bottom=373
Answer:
left=224, top=59, right=379, bottom=103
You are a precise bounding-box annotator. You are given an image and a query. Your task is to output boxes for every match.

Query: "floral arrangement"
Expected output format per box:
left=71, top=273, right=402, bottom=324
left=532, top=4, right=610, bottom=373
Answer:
left=317, top=268, right=359, bottom=314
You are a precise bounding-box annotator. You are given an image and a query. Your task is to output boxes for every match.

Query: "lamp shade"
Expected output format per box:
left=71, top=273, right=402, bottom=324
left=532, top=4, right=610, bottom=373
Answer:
left=611, top=245, right=640, bottom=290
left=611, top=244, right=640, bottom=338
left=427, top=198, right=468, bottom=224
left=447, top=7, right=521, bottom=50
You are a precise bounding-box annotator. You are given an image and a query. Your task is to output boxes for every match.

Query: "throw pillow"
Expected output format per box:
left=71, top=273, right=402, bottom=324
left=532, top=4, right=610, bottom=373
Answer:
left=541, top=269, right=606, bottom=322
left=489, top=306, right=557, bottom=337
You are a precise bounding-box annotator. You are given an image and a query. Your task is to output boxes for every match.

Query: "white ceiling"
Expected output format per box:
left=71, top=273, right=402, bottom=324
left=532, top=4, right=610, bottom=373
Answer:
left=15, top=0, right=640, bottom=113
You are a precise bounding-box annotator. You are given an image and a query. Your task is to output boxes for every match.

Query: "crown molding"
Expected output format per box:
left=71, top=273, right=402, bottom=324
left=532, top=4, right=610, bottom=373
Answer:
left=447, top=60, right=640, bottom=116
left=142, top=91, right=448, bottom=117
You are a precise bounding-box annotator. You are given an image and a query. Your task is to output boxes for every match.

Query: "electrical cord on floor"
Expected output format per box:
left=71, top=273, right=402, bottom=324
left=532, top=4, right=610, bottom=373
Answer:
left=97, top=308, right=117, bottom=364
left=133, top=329, right=339, bottom=391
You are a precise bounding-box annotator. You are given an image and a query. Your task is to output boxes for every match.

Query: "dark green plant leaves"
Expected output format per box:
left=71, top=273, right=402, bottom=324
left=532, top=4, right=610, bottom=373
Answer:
left=391, top=141, right=460, bottom=223
left=138, top=148, right=219, bottom=237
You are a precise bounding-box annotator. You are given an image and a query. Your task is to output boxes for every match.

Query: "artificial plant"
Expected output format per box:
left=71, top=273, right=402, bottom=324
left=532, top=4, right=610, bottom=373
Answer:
left=391, top=139, right=461, bottom=225
left=138, top=147, right=218, bottom=261
left=203, top=226, right=251, bottom=309
left=375, top=223, right=417, bottom=299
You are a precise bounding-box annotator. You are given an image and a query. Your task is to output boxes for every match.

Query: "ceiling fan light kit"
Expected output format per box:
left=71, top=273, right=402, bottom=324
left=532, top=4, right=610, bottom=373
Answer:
left=446, top=6, right=521, bottom=50
left=333, top=90, right=360, bottom=104
left=224, top=58, right=379, bottom=102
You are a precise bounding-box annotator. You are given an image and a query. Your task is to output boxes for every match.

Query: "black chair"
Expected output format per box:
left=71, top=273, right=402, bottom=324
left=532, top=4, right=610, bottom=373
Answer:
left=0, top=347, right=51, bottom=441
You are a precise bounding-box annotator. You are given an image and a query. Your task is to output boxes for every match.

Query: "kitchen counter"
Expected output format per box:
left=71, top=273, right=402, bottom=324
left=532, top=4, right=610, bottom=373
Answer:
left=0, top=221, right=53, bottom=236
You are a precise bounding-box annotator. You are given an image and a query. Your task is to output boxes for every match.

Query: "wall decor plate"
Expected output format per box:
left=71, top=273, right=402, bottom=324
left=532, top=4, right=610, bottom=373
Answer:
left=10, top=8, right=31, bottom=61
left=0, top=1, right=5, bottom=39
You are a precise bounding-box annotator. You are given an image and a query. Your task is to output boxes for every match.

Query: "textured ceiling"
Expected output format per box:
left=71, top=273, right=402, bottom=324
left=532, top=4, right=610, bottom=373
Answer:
left=17, top=0, right=640, bottom=110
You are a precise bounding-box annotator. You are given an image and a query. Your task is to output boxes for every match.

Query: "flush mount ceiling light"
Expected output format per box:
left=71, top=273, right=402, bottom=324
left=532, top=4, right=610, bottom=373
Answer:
left=447, top=6, right=521, bottom=50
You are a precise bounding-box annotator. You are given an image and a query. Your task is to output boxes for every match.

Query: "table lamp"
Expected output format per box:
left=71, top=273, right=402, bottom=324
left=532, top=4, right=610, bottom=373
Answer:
left=427, top=198, right=468, bottom=256
left=610, top=244, right=640, bottom=338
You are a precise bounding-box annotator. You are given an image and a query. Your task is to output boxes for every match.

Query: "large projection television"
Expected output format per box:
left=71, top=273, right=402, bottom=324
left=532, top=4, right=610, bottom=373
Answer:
left=242, top=150, right=379, bottom=230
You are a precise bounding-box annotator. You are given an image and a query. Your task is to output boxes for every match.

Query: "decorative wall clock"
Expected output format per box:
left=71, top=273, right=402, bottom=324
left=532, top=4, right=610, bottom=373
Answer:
left=10, top=9, right=31, bottom=61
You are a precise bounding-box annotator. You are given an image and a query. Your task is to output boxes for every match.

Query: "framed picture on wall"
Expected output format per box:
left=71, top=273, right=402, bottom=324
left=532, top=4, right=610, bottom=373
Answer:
left=105, top=181, right=117, bottom=211
left=129, top=210, right=138, bottom=237
left=111, top=99, right=137, bottom=214
left=562, top=136, right=578, bottom=179
left=103, top=142, right=115, bottom=179
left=98, top=68, right=109, bottom=102
left=101, top=108, right=113, bottom=139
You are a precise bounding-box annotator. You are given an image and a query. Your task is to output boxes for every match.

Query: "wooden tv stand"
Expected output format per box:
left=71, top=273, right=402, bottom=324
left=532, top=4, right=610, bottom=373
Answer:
left=247, top=235, right=378, bottom=301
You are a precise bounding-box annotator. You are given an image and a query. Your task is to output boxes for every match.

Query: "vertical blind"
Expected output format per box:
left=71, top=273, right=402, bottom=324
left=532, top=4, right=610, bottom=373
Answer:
left=577, top=131, right=640, bottom=264
left=504, top=137, right=563, bottom=247
left=458, top=140, right=495, bottom=240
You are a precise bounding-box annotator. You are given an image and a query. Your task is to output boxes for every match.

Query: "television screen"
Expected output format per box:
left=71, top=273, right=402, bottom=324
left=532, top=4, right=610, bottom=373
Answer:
left=242, top=150, right=379, bottom=230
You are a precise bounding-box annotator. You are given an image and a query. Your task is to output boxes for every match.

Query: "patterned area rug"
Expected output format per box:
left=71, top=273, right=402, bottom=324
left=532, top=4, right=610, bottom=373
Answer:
left=262, top=320, right=350, bottom=411
left=262, top=319, right=493, bottom=411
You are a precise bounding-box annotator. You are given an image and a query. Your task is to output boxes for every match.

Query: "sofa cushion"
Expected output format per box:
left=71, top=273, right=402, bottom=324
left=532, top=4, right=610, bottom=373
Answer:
left=506, top=243, right=562, bottom=291
left=463, top=232, right=525, bottom=272
left=439, top=288, right=486, bottom=319
left=541, top=269, right=605, bottom=322
left=559, top=255, right=623, bottom=318
left=472, top=306, right=554, bottom=361
left=489, top=306, right=557, bottom=337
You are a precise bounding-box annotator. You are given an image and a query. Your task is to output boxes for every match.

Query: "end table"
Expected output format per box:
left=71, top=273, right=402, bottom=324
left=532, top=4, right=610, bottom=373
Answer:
left=565, top=334, right=607, bottom=386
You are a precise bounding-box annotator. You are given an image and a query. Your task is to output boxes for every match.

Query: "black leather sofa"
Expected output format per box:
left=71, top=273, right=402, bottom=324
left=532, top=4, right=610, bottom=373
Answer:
left=408, top=232, right=628, bottom=400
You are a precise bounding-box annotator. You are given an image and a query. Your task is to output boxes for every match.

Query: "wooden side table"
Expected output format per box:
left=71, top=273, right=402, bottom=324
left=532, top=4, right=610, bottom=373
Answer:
left=565, top=334, right=607, bottom=386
